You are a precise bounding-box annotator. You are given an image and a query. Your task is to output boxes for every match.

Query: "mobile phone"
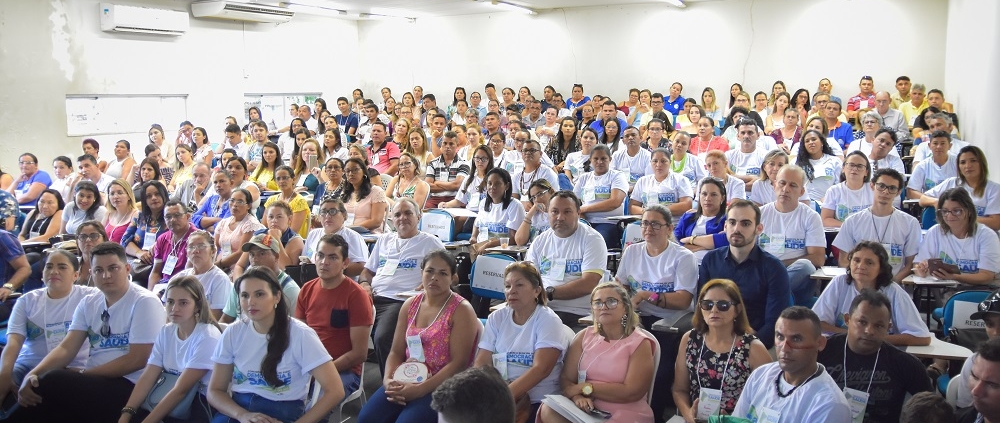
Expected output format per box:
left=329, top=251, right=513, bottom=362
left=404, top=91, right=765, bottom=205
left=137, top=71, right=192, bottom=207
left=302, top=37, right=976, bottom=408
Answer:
left=307, top=154, right=318, bottom=170
left=587, top=407, right=611, bottom=419
left=928, top=259, right=961, bottom=275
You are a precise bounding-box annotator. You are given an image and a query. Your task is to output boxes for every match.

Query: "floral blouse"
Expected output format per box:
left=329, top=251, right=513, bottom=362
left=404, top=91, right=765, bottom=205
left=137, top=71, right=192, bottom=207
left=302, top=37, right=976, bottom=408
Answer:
left=685, top=330, right=757, bottom=415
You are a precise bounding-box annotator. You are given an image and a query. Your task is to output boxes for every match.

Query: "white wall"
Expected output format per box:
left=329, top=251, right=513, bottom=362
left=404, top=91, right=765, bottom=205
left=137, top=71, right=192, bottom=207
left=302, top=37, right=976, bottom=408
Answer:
left=356, top=0, right=948, bottom=109
left=0, top=0, right=359, bottom=173
left=945, top=0, right=1000, bottom=176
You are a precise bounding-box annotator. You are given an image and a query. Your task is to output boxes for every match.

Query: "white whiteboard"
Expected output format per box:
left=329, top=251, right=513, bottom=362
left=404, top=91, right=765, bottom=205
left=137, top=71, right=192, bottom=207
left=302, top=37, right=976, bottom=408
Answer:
left=65, top=95, right=187, bottom=136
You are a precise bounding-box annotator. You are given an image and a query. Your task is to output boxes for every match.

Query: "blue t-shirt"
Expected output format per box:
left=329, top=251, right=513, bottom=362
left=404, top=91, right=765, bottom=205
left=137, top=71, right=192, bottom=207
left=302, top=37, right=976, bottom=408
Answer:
left=567, top=96, right=591, bottom=120
left=0, top=230, right=25, bottom=284
left=336, top=112, right=360, bottom=142
left=665, top=96, right=685, bottom=116
left=13, top=171, right=53, bottom=207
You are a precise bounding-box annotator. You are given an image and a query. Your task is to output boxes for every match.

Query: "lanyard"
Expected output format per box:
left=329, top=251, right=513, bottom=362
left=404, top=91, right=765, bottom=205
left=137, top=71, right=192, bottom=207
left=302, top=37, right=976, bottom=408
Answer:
left=871, top=212, right=892, bottom=243
left=696, top=334, right=739, bottom=396
left=843, top=341, right=880, bottom=394
left=408, top=292, right=454, bottom=336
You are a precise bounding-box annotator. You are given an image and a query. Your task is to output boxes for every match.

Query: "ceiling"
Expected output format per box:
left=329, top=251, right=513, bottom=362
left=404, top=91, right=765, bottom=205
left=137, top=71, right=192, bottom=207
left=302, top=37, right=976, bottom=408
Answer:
left=277, top=0, right=689, bottom=18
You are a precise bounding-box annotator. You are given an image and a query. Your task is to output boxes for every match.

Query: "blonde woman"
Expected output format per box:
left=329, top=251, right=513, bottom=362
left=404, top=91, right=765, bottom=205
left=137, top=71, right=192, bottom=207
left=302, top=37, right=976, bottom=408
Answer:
left=402, top=127, right=433, bottom=166
left=102, top=178, right=137, bottom=244
left=700, top=88, right=724, bottom=127
left=385, top=152, right=430, bottom=209
left=392, top=118, right=412, bottom=147
left=168, top=144, right=196, bottom=192
left=291, top=138, right=325, bottom=197
left=460, top=124, right=486, bottom=162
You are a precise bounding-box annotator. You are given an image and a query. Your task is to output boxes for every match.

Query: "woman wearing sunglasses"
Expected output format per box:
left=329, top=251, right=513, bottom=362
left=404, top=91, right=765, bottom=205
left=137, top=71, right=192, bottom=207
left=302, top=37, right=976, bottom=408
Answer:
left=672, top=279, right=771, bottom=423
left=540, top=282, right=656, bottom=423
left=615, top=205, right=698, bottom=421
left=515, top=180, right=554, bottom=247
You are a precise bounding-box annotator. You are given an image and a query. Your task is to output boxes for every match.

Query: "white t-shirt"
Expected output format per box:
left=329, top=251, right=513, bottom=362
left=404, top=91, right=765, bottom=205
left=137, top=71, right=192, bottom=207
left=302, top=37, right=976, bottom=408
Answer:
left=870, top=154, right=906, bottom=176
left=171, top=266, right=232, bottom=312
left=805, top=155, right=842, bottom=201
left=759, top=202, right=825, bottom=261
left=611, top=148, right=652, bottom=187
left=303, top=227, right=370, bottom=266
left=846, top=139, right=901, bottom=158
left=61, top=203, right=108, bottom=235
left=9, top=285, right=100, bottom=369
left=907, top=154, right=957, bottom=194
left=563, top=151, right=591, bottom=184
left=478, top=305, right=570, bottom=402
left=149, top=323, right=222, bottom=396
left=476, top=200, right=526, bottom=242
left=212, top=318, right=331, bottom=401
left=672, top=153, right=706, bottom=185
left=725, top=148, right=769, bottom=179
left=821, top=182, right=873, bottom=222
left=68, top=284, right=166, bottom=383
left=916, top=224, right=1000, bottom=274
left=812, top=274, right=931, bottom=338
left=732, top=363, right=852, bottom=423
left=365, top=232, right=445, bottom=299
left=614, top=242, right=697, bottom=317
left=832, top=208, right=921, bottom=275
left=455, top=174, right=486, bottom=212
left=913, top=138, right=968, bottom=163
left=629, top=173, right=693, bottom=212
left=749, top=181, right=810, bottom=206
left=525, top=225, right=608, bottom=316
left=512, top=166, right=560, bottom=199
left=572, top=170, right=629, bottom=225
left=493, top=150, right=524, bottom=176
left=277, top=133, right=296, bottom=166
left=925, top=177, right=1000, bottom=217
left=719, top=175, right=747, bottom=202
left=527, top=212, right=550, bottom=242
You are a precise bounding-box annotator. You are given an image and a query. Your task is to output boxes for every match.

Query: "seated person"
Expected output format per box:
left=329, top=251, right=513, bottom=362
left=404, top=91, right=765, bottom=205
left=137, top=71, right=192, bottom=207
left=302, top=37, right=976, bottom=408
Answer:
left=474, top=262, right=571, bottom=423
left=901, top=392, right=954, bottom=423
left=914, top=188, right=1000, bottom=287
left=120, top=181, right=169, bottom=286
left=813, top=242, right=932, bottom=346
left=190, top=170, right=235, bottom=231
left=262, top=165, right=311, bottom=238
left=820, top=151, right=872, bottom=227
left=220, top=233, right=301, bottom=324
left=7, top=153, right=52, bottom=207
left=525, top=191, right=607, bottom=328
left=234, top=201, right=305, bottom=274
left=303, top=197, right=369, bottom=279
left=212, top=188, right=264, bottom=270
left=675, top=179, right=728, bottom=264
left=425, top=132, right=470, bottom=209
left=385, top=153, right=430, bottom=211
left=295, top=234, right=374, bottom=396
left=572, top=144, right=629, bottom=249
left=672, top=279, right=771, bottom=423
left=953, top=288, right=1000, bottom=408
left=469, top=168, right=525, bottom=258
left=865, top=128, right=906, bottom=176
left=726, top=119, right=770, bottom=192
left=59, top=181, right=107, bottom=235
left=818, top=289, right=932, bottom=423
left=431, top=367, right=516, bottom=423
left=702, top=150, right=746, bottom=202
left=795, top=130, right=842, bottom=203
left=514, top=179, right=554, bottom=246
left=18, top=189, right=63, bottom=243
left=732, top=307, right=852, bottom=422
left=905, top=130, right=957, bottom=199
left=920, top=145, right=1000, bottom=231
left=539, top=283, right=656, bottom=423
left=610, top=126, right=652, bottom=190
left=629, top=148, right=693, bottom=217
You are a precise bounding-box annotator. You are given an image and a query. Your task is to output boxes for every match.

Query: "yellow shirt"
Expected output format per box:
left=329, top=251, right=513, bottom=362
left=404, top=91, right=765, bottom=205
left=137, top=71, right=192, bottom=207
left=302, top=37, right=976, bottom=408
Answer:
left=264, top=193, right=311, bottom=238
left=899, top=100, right=929, bottom=129
left=250, top=168, right=278, bottom=191
left=890, top=92, right=909, bottom=109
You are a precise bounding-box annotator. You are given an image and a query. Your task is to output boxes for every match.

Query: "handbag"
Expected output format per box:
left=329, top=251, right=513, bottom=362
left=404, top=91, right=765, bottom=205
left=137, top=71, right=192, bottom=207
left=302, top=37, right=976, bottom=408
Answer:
left=141, top=371, right=200, bottom=420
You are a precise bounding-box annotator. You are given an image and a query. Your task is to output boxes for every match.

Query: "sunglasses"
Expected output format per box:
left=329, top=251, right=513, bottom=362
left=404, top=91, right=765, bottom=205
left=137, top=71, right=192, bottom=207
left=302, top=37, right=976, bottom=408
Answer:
left=700, top=300, right=737, bottom=312
left=100, top=309, right=111, bottom=337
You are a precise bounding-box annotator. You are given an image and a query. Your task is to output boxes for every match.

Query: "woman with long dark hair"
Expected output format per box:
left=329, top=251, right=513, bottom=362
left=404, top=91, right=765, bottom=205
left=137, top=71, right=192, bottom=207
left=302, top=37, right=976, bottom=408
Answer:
left=795, top=129, right=841, bottom=202
left=208, top=266, right=343, bottom=423
left=59, top=181, right=106, bottom=234
left=18, top=189, right=64, bottom=242
left=341, top=157, right=388, bottom=233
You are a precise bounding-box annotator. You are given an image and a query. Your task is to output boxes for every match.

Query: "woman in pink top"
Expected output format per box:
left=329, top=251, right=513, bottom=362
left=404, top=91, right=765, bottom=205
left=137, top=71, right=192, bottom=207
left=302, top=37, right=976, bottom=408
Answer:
left=540, top=282, right=657, bottom=423
left=688, top=116, right=729, bottom=159
left=213, top=188, right=264, bottom=270
left=102, top=179, right=136, bottom=244
left=358, top=250, right=479, bottom=423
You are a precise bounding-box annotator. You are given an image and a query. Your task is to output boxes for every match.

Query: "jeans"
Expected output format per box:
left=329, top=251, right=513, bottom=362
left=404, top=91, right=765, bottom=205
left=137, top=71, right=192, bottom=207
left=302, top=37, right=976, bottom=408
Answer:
left=787, top=259, right=818, bottom=306
left=340, top=371, right=361, bottom=397
left=357, top=386, right=436, bottom=423
left=211, top=392, right=305, bottom=423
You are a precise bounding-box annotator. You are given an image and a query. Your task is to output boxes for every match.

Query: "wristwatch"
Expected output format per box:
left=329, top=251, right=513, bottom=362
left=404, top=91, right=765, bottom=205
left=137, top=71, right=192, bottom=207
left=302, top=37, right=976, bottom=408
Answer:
left=581, top=383, right=594, bottom=397
left=2, top=283, right=13, bottom=291
left=546, top=286, right=556, bottom=301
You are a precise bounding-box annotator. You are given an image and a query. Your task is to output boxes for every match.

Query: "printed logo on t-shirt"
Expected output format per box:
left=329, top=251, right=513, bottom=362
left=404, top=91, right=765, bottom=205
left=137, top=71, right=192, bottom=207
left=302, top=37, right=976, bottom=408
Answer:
left=655, top=192, right=677, bottom=204
left=538, top=256, right=583, bottom=277
left=939, top=252, right=980, bottom=273
left=626, top=275, right=675, bottom=293
left=88, top=329, right=130, bottom=350
left=481, top=222, right=509, bottom=238
left=784, top=238, right=806, bottom=250
left=836, top=204, right=864, bottom=222
left=378, top=257, right=418, bottom=270
left=507, top=352, right=534, bottom=367
left=234, top=366, right=293, bottom=393
left=594, top=186, right=611, bottom=200
left=976, top=206, right=986, bottom=216
left=27, top=320, right=70, bottom=342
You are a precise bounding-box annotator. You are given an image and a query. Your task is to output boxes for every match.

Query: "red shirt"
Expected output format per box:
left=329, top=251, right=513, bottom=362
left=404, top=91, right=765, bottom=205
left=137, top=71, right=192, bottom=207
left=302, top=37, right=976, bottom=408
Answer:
left=367, top=141, right=401, bottom=175
left=295, top=276, right=374, bottom=375
left=847, top=93, right=876, bottom=112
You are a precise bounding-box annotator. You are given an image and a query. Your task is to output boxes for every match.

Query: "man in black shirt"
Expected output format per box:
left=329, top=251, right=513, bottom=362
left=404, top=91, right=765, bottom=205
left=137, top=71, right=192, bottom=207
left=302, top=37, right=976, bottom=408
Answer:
left=818, top=289, right=931, bottom=422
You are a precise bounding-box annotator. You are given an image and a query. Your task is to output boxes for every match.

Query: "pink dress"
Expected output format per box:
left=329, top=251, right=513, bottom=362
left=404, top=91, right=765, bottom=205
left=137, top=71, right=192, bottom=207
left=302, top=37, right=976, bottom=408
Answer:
left=578, top=328, right=656, bottom=423
left=405, top=293, right=465, bottom=375
left=215, top=214, right=265, bottom=253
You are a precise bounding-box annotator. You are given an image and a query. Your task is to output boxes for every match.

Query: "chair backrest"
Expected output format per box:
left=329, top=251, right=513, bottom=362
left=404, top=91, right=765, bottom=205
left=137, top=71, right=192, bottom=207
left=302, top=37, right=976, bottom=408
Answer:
left=637, top=327, right=661, bottom=405
left=945, top=374, right=960, bottom=406
left=621, top=221, right=643, bottom=248
left=419, top=209, right=455, bottom=242
left=470, top=253, right=516, bottom=300
left=943, top=290, right=992, bottom=333
left=380, top=174, right=391, bottom=192
left=921, top=207, right=937, bottom=230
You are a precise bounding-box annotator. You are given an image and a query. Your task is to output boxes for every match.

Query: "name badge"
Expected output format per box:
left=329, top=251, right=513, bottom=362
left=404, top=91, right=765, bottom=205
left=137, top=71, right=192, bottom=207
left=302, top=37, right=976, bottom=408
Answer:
left=406, top=335, right=425, bottom=362
left=696, top=388, right=723, bottom=421
left=844, top=387, right=869, bottom=423
left=380, top=259, right=400, bottom=276
left=492, top=353, right=509, bottom=380
left=143, top=232, right=157, bottom=251
left=763, top=233, right=786, bottom=256
left=577, top=370, right=587, bottom=384
left=163, top=255, right=179, bottom=275
left=44, top=324, right=63, bottom=353
left=346, top=213, right=356, bottom=226
left=221, top=245, right=232, bottom=257
left=372, top=153, right=380, bottom=165
left=311, top=205, right=320, bottom=216
left=584, top=187, right=596, bottom=202
left=753, top=407, right=780, bottom=423
left=549, top=258, right=567, bottom=281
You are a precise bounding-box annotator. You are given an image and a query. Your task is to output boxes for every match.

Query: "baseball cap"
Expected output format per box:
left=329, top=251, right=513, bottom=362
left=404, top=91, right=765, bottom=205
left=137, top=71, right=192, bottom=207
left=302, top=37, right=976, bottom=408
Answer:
left=970, top=289, right=1000, bottom=320
left=241, top=233, right=280, bottom=254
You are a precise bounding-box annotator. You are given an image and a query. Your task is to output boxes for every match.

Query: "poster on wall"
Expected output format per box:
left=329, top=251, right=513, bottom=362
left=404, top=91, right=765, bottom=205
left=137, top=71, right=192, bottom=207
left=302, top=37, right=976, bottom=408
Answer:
left=65, top=94, right=188, bottom=136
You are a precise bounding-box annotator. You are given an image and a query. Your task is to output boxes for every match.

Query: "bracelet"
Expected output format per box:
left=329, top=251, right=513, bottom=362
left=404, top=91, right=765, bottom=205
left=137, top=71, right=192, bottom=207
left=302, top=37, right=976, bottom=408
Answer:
left=647, top=292, right=659, bottom=303
left=121, top=406, right=137, bottom=416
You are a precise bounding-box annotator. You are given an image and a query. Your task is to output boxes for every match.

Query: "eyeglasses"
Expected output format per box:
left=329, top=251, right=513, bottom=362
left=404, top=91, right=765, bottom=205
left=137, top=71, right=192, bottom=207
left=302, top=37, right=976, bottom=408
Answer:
left=344, top=167, right=363, bottom=175
left=187, top=243, right=212, bottom=252
left=940, top=208, right=966, bottom=217
left=528, top=188, right=551, bottom=203
left=845, top=163, right=867, bottom=170
left=522, top=148, right=540, bottom=155
left=78, top=233, right=103, bottom=242
left=100, top=310, right=111, bottom=337
left=873, top=182, right=900, bottom=194
left=591, top=298, right=620, bottom=310
left=640, top=220, right=666, bottom=230
left=473, top=156, right=489, bottom=162
left=319, top=209, right=340, bottom=217
left=700, top=300, right=737, bottom=312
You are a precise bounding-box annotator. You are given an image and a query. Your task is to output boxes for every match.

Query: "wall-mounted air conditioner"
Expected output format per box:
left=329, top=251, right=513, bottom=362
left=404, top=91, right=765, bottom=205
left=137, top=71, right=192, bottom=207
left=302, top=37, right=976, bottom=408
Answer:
left=99, top=3, right=189, bottom=36
left=191, top=1, right=295, bottom=23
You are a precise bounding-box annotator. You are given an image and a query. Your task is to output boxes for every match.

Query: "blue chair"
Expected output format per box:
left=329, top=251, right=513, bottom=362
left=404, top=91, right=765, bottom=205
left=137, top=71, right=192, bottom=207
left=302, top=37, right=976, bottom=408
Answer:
left=921, top=207, right=937, bottom=230
left=470, top=253, right=516, bottom=301
left=418, top=209, right=456, bottom=242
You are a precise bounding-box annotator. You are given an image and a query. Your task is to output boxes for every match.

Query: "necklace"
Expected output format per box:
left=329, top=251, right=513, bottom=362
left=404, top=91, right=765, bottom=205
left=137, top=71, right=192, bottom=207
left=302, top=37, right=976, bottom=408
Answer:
left=774, top=364, right=823, bottom=398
